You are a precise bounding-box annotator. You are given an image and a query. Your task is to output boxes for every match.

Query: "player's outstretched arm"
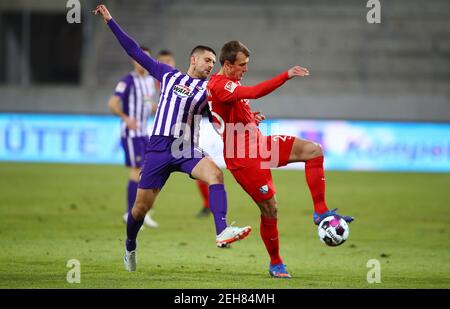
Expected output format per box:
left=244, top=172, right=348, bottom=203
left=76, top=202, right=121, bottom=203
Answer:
left=93, top=4, right=172, bottom=81
left=231, top=66, right=309, bottom=101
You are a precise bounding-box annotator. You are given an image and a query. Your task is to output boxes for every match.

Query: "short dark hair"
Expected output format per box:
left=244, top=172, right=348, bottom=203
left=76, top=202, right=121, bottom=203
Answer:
left=219, top=40, right=250, bottom=66
left=140, top=46, right=151, bottom=55
left=157, top=49, right=173, bottom=57
left=189, top=45, right=216, bottom=57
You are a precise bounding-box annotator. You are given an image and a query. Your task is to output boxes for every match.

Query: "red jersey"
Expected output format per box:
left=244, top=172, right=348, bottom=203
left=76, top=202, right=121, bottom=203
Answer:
left=207, top=72, right=289, bottom=169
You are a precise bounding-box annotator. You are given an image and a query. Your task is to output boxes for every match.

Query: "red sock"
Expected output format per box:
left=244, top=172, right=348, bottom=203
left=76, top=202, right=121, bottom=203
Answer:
left=260, top=216, right=283, bottom=265
left=305, top=156, right=329, bottom=214
left=196, top=180, right=209, bottom=209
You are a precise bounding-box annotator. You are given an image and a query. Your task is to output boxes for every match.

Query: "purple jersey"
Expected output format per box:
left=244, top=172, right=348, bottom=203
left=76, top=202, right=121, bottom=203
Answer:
left=114, top=72, right=156, bottom=138
left=152, top=71, right=208, bottom=146
left=108, top=19, right=208, bottom=146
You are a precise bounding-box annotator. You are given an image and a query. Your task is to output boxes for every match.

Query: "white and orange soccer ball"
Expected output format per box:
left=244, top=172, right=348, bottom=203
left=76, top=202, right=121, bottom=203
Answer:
left=318, top=215, right=350, bottom=247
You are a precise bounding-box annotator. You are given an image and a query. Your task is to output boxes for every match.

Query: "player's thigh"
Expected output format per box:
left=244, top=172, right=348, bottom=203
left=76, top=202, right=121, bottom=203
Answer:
left=288, top=137, right=323, bottom=163
left=189, top=156, right=223, bottom=185
left=264, top=135, right=295, bottom=168
left=129, top=167, right=141, bottom=182
left=230, top=165, right=275, bottom=203
left=139, top=151, right=171, bottom=190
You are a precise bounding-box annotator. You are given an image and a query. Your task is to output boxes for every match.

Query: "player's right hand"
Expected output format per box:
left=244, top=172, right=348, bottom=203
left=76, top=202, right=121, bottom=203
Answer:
left=253, top=111, right=266, bottom=125
left=92, top=4, right=112, bottom=22
left=124, top=117, right=138, bottom=130
left=288, top=65, right=310, bottom=78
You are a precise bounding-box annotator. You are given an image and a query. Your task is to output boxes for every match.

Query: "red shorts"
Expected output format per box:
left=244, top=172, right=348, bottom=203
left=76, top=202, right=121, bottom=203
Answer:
left=228, top=135, right=295, bottom=202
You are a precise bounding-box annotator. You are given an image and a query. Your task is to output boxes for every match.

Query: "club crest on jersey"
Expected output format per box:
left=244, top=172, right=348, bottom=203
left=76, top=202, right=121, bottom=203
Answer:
left=115, top=81, right=127, bottom=93
left=259, top=185, right=269, bottom=194
left=224, top=81, right=238, bottom=93
left=173, top=84, right=194, bottom=98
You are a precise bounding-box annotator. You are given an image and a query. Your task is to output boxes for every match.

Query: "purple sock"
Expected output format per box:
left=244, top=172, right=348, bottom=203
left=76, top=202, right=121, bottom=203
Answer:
left=127, top=180, right=138, bottom=212
left=126, top=211, right=143, bottom=251
left=209, top=184, right=228, bottom=235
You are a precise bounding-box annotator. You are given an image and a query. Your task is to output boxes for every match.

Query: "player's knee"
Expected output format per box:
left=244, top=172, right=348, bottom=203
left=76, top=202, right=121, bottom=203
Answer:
left=207, top=167, right=224, bottom=185
left=258, top=200, right=277, bottom=218
left=313, top=143, right=323, bottom=157
left=264, top=206, right=277, bottom=218
left=306, top=142, right=323, bottom=159
left=133, top=200, right=150, bottom=219
left=131, top=205, right=146, bottom=220
left=262, top=207, right=277, bottom=218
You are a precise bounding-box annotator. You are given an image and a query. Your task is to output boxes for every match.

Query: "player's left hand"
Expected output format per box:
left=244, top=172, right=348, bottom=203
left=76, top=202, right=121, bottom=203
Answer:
left=92, top=4, right=112, bottom=22
left=288, top=65, right=309, bottom=78
left=253, top=111, right=266, bottom=125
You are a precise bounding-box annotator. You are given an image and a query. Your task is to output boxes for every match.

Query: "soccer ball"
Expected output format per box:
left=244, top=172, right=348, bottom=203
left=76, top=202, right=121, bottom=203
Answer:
left=318, top=215, right=350, bottom=247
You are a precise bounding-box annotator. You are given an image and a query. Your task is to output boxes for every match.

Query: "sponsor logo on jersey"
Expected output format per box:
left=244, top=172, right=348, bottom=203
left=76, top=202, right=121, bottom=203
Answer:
left=173, top=84, right=194, bottom=98
left=196, top=85, right=204, bottom=91
left=224, top=81, right=238, bottom=93
left=259, top=184, right=269, bottom=194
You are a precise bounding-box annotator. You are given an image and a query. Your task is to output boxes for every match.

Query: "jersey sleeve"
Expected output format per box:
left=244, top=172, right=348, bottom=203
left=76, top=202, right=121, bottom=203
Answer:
left=113, top=76, right=132, bottom=99
left=107, top=19, right=173, bottom=82
left=213, top=72, right=290, bottom=103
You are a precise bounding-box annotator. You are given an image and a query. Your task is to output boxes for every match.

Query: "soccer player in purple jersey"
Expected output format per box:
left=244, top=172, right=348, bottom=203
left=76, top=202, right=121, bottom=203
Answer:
left=108, top=46, right=159, bottom=229
left=157, top=50, right=211, bottom=218
left=94, top=4, right=251, bottom=272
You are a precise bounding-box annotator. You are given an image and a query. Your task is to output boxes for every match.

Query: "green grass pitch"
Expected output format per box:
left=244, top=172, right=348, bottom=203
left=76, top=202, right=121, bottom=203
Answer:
left=0, top=162, right=449, bottom=288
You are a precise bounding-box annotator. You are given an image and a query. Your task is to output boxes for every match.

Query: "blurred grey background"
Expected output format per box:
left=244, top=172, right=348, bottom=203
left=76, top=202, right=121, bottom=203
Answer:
left=0, top=0, right=449, bottom=121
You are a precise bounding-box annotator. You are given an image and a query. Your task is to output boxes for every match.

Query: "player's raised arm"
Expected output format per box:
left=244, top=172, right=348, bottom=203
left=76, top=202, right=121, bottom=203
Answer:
left=215, top=65, right=309, bottom=103
left=93, top=4, right=172, bottom=81
left=236, top=65, right=309, bottom=100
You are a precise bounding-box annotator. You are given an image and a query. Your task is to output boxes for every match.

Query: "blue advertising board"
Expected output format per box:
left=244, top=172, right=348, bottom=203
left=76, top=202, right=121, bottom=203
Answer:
left=1, top=113, right=449, bottom=172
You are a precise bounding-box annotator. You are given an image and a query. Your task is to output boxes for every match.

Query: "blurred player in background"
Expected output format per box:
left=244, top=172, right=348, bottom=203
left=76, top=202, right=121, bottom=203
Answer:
left=94, top=5, right=251, bottom=272
left=157, top=49, right=211, bottom=218
left=207, top=40, right=354, bottom=278
left=108, top=46, right=158, bottom=229
left=156, top=50, right=175, bottom=67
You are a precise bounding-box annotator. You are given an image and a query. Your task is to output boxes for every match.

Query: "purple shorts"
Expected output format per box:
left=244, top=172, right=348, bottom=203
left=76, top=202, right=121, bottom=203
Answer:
left=121, top=136, right=147, bottom=168
left=138, top=135, right=206, bottom=189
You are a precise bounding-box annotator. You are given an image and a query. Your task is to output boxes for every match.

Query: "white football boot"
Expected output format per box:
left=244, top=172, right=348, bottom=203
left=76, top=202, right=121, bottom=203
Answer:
left=216, top=223, right=252, bottom=248
left=123, top=250, right=137, bottom=272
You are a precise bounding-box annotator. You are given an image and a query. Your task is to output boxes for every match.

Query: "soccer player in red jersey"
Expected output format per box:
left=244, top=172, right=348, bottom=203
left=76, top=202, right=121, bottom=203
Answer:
left=207, top=41, right=354, bottom=278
